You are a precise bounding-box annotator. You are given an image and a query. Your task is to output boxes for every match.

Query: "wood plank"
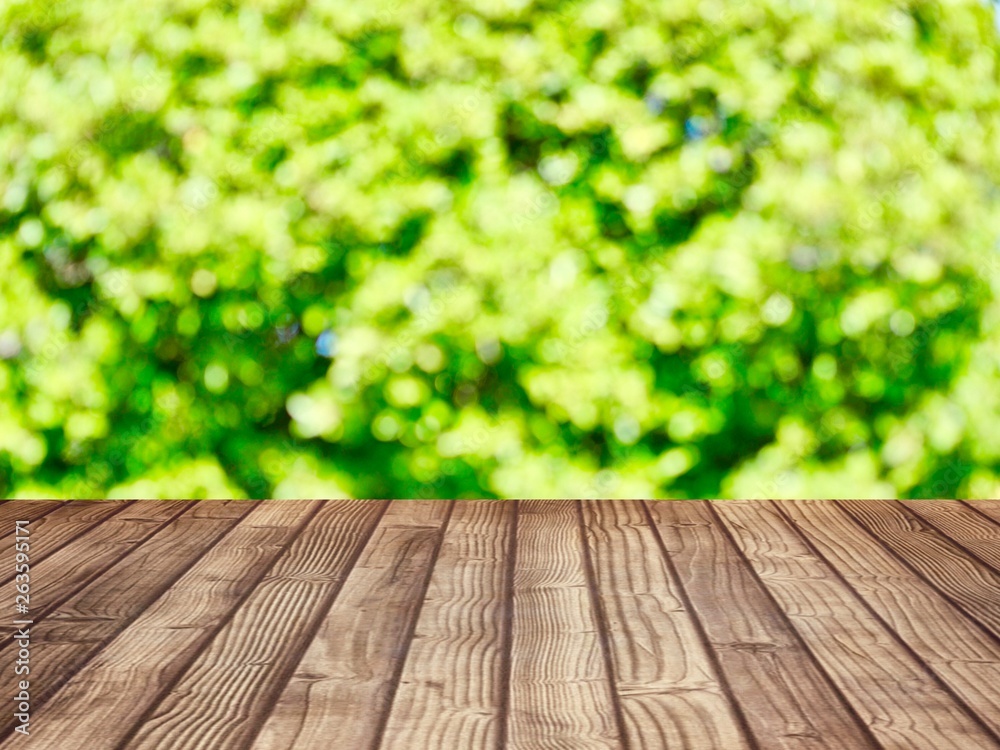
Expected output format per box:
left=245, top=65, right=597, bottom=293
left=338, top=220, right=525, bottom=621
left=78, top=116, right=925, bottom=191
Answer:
left=0, top=500, right=130, bottom=584
left=0, top=500, right=257, bottom=741
left=0, top=500, right=63, bottom=586
left=902, top=500, right=1000, bottom=573
left=128, top=500, right=388, bottom=750
left=781, top=500, right=1000, bottom=741
left=647, top=500, right=876, bottom=750
left=840, top=500, right=1000, bottom=643
left=582, top=500, right=751, bottom=750
left=714, top=500, right=1000, bottom=750
left=6, top=498, right=1000, bottom=750
left=0, top=500, right=187, bottom=639
left=505, top=499, right=623, bottom=749
left=250, top=500, right=452, bottom=750
left=0, top=500, right=322, bottom=750
left=379, top=500, right=514, bottom=750
left=0, top=500, right=63, bottom=538
left=965, top=501, right=1000, bottom=527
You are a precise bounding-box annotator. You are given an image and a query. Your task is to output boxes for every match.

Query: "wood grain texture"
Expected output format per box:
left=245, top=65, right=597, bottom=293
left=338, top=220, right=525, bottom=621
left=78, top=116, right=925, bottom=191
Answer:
left=3, top=499, right=1000, bottom=750
left=781, top=500, right=1000, bottom=741
left=841, top=500, right=1000, bottom=642
left=902, top=500, right=1000, bottom=573
left=966, top=501, right=1000, bottom=527
left=648, top=500, right=876, bottom=750
left=714, top=500, right=1000, bottom=750
left=505, top=500, right=622, bottom=750
left=0, top=500, right=187, bottom=640
left=379, top=500, right=515, bottom=750
left=0, top=499, right=61, bottom=521
left=582, top=500, right=751, bottom=750
left=0, top=500, right=129, bottom=584
left=0, top=500, right=321, bottom=750
left=250, top=500, right=452, bottom=750
left=0, top=499, right=62, bottom=539
left=0, top=500, right=256, bottom=741
left=128, top=500, right=387, bottom=750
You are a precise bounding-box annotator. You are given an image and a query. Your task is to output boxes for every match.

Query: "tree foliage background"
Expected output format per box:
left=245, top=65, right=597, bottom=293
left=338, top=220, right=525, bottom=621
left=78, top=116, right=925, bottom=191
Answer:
left=3, top=0, right=1000, bottom=498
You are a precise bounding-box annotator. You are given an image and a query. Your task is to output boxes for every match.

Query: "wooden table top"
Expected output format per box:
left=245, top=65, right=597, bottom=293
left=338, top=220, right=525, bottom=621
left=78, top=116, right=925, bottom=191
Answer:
left=2, top=499, right=1000, bottom=749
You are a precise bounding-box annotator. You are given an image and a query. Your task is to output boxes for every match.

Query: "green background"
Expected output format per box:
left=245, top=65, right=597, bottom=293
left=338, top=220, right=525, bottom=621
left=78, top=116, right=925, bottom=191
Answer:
left=3, top=0, right=1000, bottom=499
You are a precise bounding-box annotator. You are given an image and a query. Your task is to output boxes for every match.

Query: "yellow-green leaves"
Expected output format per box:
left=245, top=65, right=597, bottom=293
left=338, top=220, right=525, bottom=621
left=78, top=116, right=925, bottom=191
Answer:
left=3, top=0, right=1000, bottom=498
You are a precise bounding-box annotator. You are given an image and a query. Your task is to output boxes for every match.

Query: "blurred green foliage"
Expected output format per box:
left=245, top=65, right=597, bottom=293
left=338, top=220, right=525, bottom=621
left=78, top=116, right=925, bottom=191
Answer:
left=3, top=0, right=1000, bottom=499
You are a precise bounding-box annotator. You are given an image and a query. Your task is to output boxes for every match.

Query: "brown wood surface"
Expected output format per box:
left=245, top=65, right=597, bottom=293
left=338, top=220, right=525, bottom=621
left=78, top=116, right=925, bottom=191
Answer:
left=251, top=500, right=451, bottom=750
left=0, top=500, right=64, bottom=585
left=0, top=501, right=129, bottom=586
left=648, top=500, right=877, bottom=749
left=715, top=500, right=1000, bottom=750
left=901, top=500, right=1000, bottom=573
left=0, top=500, right=63, bottom=546
left=841, top=500, right=1000, bottom=641
left=506, top=499, right=622, bottom=749
left=583, top=500, right=751, bottom=750
left=379, top=500, right=515, bottom=750
left=9, top=500, right=320, bottom=749
left=780, top=501, right=1000, bottom=740
left=1, top=499, right=999, bottom=750
left=967, top=501, right=1000, bottom=526
left=0, top=500, right=256, bottom=740
left=129, top=500, right=387, bottom=750
left=0, top=500, right=188, bottom=642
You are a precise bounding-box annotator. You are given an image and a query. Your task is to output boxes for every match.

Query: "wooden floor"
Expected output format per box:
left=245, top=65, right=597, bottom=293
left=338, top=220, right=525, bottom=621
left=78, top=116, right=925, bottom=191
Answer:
left=2, top=500, right=1000, bottom=749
